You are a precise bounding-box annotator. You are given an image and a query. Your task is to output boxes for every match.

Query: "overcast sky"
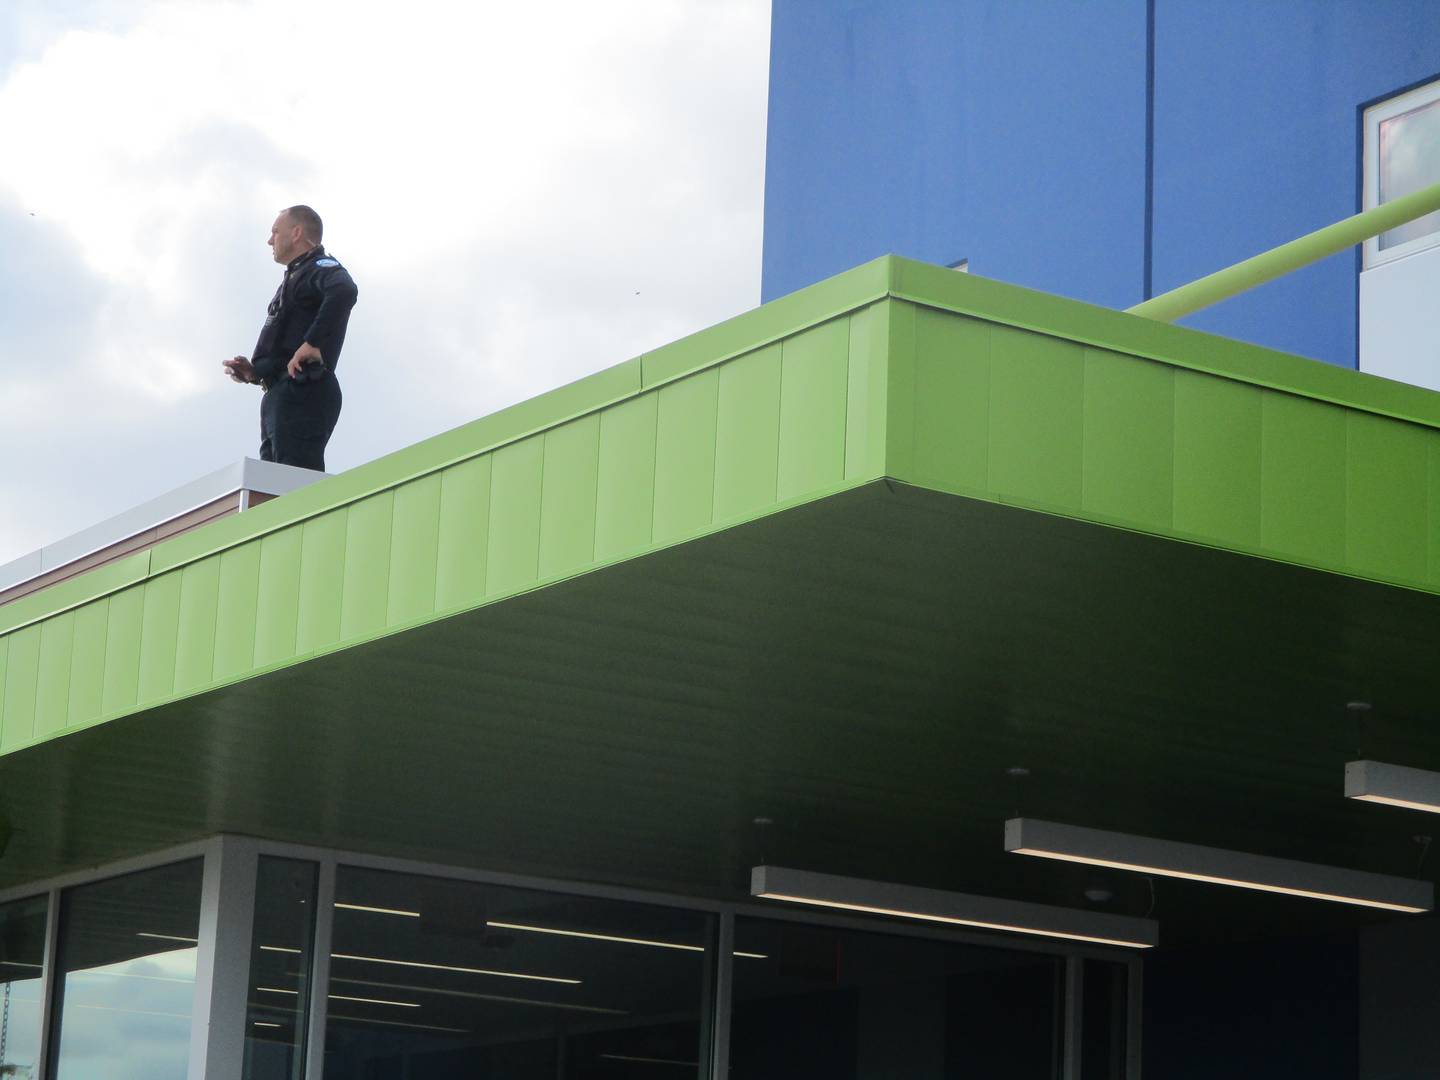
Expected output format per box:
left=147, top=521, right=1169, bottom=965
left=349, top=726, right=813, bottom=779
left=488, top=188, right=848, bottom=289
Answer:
left=0, top=0, right=771, bottom=567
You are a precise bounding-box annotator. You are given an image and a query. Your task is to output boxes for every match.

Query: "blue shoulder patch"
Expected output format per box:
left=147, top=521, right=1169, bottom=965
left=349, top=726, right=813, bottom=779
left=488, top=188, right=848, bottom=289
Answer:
left=315, top=258, right=340, bottom=268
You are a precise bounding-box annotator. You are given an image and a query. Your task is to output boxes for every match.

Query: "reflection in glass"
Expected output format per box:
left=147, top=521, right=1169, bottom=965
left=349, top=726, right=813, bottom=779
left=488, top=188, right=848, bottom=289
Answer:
left=730, top=918, right=1062, bottom=1080
left=1378, top=96, right=1440, bottom=249
left=48, top=859, right=203, bottom=1080
left=243, top=858, right=319, bottom=1080
left=0, top=894, right=48, bottom=1080
left=321, top=866, right=714, bottom=1080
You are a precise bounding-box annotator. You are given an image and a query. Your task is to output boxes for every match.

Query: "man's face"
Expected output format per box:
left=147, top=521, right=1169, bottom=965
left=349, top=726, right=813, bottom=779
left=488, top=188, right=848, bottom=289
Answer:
left=268, top=212, right=304, bottom=264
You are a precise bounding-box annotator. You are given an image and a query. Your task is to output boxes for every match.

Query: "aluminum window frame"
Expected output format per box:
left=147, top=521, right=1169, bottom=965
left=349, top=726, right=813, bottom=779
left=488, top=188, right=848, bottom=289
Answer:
left=1363, top=76, right=1440, bottom=269
left=0, top=835, right=1145, bottom=1080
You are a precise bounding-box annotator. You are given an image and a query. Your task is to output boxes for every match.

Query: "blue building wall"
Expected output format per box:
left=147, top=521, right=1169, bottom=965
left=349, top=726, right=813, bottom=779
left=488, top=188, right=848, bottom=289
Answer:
left=763, top=1, right=1440, bottom=368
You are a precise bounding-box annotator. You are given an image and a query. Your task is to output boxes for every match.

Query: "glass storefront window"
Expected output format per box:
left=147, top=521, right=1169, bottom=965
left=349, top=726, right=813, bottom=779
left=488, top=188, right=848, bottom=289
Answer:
left=1081, top=959, right=1129, bottom=1080
left=243, top=858, right=320, bottom=1080
left=730, top=917, right=1063, bottom=1080
left=46, top=859, right=203, bottom=1080
left=0, top=894, right=49, bottom=1080
left=320, top=866, right=715, bottom=1080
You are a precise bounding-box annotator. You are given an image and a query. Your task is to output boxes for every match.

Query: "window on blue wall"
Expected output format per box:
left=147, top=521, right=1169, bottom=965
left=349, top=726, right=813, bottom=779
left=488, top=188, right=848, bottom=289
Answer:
left=1363, top=78, right=1440, bottom=267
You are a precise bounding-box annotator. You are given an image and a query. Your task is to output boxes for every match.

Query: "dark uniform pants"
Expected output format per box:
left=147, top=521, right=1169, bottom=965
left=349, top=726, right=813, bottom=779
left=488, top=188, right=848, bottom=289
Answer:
left=259, top=376, right=343, bottom=472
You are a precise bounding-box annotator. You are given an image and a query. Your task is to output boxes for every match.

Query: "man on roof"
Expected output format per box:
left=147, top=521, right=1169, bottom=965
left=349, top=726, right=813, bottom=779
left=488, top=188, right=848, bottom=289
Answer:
left=223, top=205, right=358, bottom=471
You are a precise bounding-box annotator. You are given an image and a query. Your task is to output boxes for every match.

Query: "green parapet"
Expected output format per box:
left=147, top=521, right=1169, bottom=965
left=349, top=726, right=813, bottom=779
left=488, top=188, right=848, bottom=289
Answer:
left=1128, top=179, right=1440, bottom=322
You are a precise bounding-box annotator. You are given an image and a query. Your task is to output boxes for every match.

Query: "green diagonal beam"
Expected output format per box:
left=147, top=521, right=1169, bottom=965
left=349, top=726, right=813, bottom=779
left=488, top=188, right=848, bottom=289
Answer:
left=1128, top=180, right=1440, bottom=322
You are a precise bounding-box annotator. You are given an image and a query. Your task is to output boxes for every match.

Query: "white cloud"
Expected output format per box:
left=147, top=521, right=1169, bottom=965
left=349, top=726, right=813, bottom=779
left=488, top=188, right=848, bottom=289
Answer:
left=0, top=0, right=770, bottom=565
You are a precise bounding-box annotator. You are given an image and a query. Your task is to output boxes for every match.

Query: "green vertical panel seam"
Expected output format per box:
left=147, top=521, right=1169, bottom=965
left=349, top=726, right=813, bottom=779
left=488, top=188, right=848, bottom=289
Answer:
left=586, top=415, right=602, bottom=567
left=69, top=596, right=108, bottom=731
left=288, top=530, right=305, bottom=663
left=38, top=615, right=74, bottom=735
left=536, top=436, right=548, bottom=581
left=838, top=319, right=852, bottom=494
left=707, top=376, right=721, bottom=530
left=5, top=630, right=39, bottom=748
left=204, top=557, right=222, bottom=684
left=1171, top=365, right=1179, bottom=530
left=649, top=387, right=663, bottom=538
left=1078, top=342, right=1088, bottom=511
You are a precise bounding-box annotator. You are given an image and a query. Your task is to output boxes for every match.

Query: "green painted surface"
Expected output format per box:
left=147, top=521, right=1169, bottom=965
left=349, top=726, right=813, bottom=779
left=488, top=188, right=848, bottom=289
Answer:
left=985, top=325, right=1085, bottom=511
left=1344, top=413, right=1429, bottom=583
left=538, top=416, right=600, bottom=580
left=486, top=437, right=544, bottom=596
left=4, top=253, right=1440, bottom=788
left=388, top=473, right=442, bottom=626
left=777, top=319, right=849, bottom=501
left=340, top=492, right=395, bottom=640
left=174, top=560, right=221, bottom=694
left=714, top=345, right=782, bottom=522
left=910, top=307, right=990, bottom=494
left=594, top=395, right=657, bottom=562
left=1082, top=349, right=1175, bottom=530
left=67, top=599, right=107, bottom=727
left=1171, top=371, right=1263, bottom=547
left=254, top=528, right=303, bottom=668
left=435, top=457, right=490, bottom=611
left=34, top=612, right=74, bottom=740
left=0, top=625, right=39, bottom=750
left=1259, top=392, right=1348, bottom=567
left=1129, top=179, right=1440, bottom=322
left=212, top=543, right=260, bottom=682
left=137, top=572, right=182, bottom=704
left=653, top=370, right=719, bottom=543
left=297, top=510, right=348, bottom=653
left=843, top=302, right=888, bottom=483
left=99, top=586, right=143, bottom=717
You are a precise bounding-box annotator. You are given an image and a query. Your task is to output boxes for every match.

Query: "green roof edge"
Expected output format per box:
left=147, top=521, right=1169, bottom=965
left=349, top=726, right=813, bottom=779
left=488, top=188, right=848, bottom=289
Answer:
left=7, top=252, right=1437, bottom=637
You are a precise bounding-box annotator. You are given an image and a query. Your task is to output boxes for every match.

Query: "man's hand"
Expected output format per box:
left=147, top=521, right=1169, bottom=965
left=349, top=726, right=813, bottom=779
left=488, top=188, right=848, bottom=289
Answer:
left=287, top=342, right=324, bottom=378
left=223, top=355, right=257, bottom=384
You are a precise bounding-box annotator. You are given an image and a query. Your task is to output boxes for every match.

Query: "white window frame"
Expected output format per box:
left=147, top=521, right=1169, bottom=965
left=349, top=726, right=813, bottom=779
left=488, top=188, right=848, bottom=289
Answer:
left=1363, top=77, right=1440, bottom=269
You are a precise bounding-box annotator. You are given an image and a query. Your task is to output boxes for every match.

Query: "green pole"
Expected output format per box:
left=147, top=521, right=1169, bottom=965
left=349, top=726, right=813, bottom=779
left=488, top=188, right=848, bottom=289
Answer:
left=1127, top=179, right=1440, bottom=322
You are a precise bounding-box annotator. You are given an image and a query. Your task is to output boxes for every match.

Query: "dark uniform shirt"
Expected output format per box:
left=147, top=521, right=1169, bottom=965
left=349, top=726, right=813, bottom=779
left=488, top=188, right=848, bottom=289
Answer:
left=251, top=245, right=359, bottom=387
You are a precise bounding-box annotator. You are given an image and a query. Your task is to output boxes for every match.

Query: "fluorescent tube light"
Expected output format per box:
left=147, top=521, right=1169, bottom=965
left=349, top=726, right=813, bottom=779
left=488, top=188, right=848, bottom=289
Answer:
left=486, top=920, right=703, bottom=951
left=330, top=952, right=580, bottom=985
left=487, top=920, right=766, bottom=959
left=330, top=976, right=629, bottom=1015
left=136, top=933, right=199, bottom=944
left=1346, top=761, right=1440, bottom=815
left=335, top=902, right=421, bottom=918
left=328, top=1014, right=468, bottom=1034
left=751, top=866, right=1157, bottom=949
left=1005, top=818, right=1432, bottom=913
left=252, top=1022, right=282, bottom=1029
left=329, top=994, right=419, bottom=1009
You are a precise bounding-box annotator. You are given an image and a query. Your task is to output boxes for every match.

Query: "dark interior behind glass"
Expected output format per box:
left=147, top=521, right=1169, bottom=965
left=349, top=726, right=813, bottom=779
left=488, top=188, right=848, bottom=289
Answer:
left=244, top=857, right=320, bottom=1080
left=730, top=917, right=1063, bottom=1080
left=321, top=866, right=715, bottom=1080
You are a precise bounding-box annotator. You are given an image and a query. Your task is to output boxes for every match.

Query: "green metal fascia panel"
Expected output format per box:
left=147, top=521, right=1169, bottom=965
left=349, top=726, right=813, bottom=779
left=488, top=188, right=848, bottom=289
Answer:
left=0, top=290, right=880, bottom=751
left=639, top=257, right=892, bottom=387
left=9, top=252, right=1440, bottom=757
left=889, top=258, right=1440, bottom=431
left=887, top=297, right=1440, bottom=596
left=0, top=550, right=150, bottom=636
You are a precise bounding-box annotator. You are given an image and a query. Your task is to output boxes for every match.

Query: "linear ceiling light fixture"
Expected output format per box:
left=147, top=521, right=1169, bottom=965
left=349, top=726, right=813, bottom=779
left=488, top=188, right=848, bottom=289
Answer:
left=751, top=866, right=1158, bottom=949
left=1345, top=761, right=1440, bottom=815
left=1005, top=818, right=1432, bottom=913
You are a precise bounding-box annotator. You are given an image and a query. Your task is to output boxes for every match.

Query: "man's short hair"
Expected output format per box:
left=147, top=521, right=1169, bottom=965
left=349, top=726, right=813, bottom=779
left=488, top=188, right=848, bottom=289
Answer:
left=284, top=205, right=324, bottom=243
